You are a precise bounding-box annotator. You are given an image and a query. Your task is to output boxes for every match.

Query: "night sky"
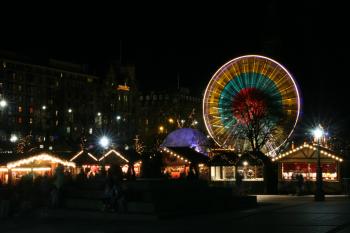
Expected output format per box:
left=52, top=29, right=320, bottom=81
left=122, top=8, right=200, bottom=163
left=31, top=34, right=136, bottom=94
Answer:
left=1, top=2, right=349, bottom=139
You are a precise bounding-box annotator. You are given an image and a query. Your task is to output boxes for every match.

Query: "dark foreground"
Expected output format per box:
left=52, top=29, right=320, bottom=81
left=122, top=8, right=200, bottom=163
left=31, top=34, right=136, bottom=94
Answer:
left=2, top=195, right=350, bottom=233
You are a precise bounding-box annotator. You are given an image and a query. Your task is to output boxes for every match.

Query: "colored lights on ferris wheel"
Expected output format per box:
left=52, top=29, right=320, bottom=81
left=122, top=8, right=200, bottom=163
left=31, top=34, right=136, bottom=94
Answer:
left=202, top=55, right=301, bottom=154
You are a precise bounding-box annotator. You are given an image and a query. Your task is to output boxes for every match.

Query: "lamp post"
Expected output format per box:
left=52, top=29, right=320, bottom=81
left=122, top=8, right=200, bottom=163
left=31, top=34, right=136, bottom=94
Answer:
left=313, top=126, right=325, bottom=201
left=99, top=136, right=110, bottom=175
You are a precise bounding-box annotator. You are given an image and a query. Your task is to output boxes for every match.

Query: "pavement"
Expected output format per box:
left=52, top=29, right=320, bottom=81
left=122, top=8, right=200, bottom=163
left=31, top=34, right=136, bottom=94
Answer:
left=2, top=195, right=350, bottom=233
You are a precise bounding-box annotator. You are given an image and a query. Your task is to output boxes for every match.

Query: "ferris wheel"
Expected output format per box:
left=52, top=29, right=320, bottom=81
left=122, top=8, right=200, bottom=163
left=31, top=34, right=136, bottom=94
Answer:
left=203, top=55, right=301, bottom=156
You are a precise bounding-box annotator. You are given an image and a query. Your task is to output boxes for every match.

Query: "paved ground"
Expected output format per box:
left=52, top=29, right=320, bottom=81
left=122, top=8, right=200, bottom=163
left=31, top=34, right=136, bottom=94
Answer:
left=2, top=195, right=350, bottom=233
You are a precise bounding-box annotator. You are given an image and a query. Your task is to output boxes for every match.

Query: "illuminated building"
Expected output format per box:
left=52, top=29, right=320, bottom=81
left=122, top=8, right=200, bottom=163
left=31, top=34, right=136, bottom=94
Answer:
left=273, top=142, right=344, bottom=193
left=160, top=146, right=209, bottom=179
left=0, top=52, right=100, bottom=148
left=0, top=151, right=75, bottom=184
left=0, top=52, right=137, bottom=152
left=137, top=87, right=204, bottom=147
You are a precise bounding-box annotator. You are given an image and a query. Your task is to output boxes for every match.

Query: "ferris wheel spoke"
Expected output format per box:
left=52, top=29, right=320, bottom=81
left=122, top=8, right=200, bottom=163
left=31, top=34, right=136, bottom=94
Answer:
left=203, top=55, right=300, bottom=154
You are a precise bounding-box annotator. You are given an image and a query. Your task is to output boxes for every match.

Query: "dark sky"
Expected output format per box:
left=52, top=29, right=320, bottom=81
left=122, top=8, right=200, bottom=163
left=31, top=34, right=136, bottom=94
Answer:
left=1, top=2, right=349, bottom=139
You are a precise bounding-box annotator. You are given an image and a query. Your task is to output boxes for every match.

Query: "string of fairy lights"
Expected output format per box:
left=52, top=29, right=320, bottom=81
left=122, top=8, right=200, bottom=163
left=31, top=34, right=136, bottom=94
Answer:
left=272, top=143, right=343, bottom=162
left=6, top=153, right=76, bottom=169
left=160, top=147, right=191, bottom=164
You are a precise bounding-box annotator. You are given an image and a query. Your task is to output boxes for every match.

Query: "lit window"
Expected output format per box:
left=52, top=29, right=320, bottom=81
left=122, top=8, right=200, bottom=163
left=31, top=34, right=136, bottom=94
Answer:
left=89, top=128, right=93, bottom=134
left=18, top=117, right=22, bottom=124
left=66, top=127, right=70, bottom=133
left=29, top=118, right=33, bottom=124
left=18, top=106, right=22, bottom=113
left=29, top=107, right=34, bottom=114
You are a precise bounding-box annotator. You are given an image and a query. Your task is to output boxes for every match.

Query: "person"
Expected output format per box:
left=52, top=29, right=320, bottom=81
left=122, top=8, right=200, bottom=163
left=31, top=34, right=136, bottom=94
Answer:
left=235, top=171, right=243, bottom=195
left=51, top=165, right=64, bottom=207
left=296, top=173, right=304, bottom=195
left=103, top=172, right=120, bottom=212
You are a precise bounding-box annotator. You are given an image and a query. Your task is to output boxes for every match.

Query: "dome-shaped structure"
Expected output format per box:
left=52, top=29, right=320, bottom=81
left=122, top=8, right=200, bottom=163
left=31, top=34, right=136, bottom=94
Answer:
left=161, top=128, right=209, bottom=155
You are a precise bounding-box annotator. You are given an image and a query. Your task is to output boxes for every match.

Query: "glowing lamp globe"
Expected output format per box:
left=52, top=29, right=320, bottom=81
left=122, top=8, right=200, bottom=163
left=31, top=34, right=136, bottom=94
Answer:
left=0, top=99, right=7, bottom=108
left=313, top=127, right=324, bottom=140
left=99, top=136, right=110, bottom=148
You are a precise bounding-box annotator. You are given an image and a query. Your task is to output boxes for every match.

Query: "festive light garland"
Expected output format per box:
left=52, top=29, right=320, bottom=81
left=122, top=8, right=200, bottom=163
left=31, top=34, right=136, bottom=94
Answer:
left=7, top=153, right=76, bottom=169
left=99, top=149, right=129, bottom=163
left=272, top=143, right=343, bottom=162
left=160, top=147, right=191, bottom=164
left=70, top=150, right=84, bottom=161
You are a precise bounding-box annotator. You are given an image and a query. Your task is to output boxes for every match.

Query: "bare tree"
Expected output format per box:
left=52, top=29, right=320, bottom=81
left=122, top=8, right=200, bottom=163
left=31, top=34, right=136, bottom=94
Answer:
left=232, top=88, right=284, bottom=194
left=233, top=88, right=283, bottom=154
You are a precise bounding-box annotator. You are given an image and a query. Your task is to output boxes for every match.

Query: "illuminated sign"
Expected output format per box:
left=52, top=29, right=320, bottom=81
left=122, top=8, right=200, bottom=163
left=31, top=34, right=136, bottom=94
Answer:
left=117, top=84, right=130, bottom=91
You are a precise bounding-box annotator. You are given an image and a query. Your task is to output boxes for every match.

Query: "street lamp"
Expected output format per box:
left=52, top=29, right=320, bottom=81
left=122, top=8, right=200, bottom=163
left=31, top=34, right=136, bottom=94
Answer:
left=0, top=99, right=7, bottom=108
left=10, top=134, right=18, bottom=143
left=99, top=136, right=110, bottom=149
left=313, top=126, right=325, bottom=201
left=159, top=125, right=164, bottom=133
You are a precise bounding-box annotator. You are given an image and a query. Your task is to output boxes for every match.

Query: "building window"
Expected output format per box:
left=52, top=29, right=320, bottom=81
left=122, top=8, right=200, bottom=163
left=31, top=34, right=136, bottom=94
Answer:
left=18, top=117, right=22, bottom=124
left=89, top=128, right=93, bottom=134
left=140, top=96, right=143, bottom=101
left=18, top=106, right=23, bottom=113
left=29, top=118, right=33, bottom=124
left=66, top=127, right=71, bottom=133
left=29, top=107, right=34, bottom=114
left=18, top=85, right=22, bottom=91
